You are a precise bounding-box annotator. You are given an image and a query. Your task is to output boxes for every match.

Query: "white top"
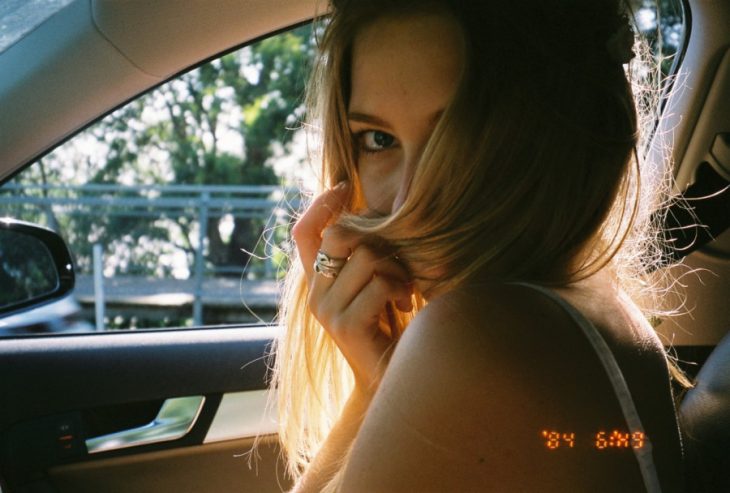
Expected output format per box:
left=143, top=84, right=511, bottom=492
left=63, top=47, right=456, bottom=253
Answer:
left=517, top=282, right=662, bottom=493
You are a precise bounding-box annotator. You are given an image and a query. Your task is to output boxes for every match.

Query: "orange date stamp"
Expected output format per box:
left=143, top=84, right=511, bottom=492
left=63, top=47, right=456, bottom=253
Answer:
left=541, top=430, right=646, bottom=450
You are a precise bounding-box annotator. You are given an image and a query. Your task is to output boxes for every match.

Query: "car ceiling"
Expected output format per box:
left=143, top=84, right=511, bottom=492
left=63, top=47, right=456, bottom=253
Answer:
left=0, top=0, right=318, bottom=183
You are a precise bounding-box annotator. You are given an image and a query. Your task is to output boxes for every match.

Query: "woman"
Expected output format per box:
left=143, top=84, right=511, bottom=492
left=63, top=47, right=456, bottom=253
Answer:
left=271, top=0, right=686, bottom=491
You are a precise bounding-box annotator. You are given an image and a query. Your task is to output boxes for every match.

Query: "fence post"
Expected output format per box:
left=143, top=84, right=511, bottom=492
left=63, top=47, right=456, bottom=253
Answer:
left=193, top=191, right=210, bottom=326
left=92, top=243, right=105, bottom=331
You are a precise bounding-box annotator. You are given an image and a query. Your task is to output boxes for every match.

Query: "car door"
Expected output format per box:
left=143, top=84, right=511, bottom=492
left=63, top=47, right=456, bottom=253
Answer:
left=1, top=326, right=285, bottom=492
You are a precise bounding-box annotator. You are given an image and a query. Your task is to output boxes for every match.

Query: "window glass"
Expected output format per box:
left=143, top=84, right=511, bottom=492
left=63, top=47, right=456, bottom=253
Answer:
left=1, top=24, right=315, bottom=333
left=632, top=0, right=685, bottom=77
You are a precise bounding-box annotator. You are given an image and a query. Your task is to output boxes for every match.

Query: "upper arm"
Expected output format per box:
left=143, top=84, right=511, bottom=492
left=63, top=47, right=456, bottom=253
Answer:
left=338, top=286, right=646, bottom=492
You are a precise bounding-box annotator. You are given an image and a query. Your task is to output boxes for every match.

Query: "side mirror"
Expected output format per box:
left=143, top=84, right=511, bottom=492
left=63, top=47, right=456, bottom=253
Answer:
left=0, top=219, right=75, bottom=316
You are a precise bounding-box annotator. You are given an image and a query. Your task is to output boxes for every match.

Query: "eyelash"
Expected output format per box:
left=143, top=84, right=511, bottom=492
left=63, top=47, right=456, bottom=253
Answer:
left=352, top=130, right=399, bottom=155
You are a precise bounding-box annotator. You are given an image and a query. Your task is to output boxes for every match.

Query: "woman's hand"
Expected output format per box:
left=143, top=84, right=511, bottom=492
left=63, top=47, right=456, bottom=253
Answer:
left=292, top=183, right=413, bottom=395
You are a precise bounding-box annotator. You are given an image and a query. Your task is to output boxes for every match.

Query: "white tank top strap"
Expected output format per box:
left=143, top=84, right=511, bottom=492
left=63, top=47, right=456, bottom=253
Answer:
left=512, top=282, right=662, bottom=493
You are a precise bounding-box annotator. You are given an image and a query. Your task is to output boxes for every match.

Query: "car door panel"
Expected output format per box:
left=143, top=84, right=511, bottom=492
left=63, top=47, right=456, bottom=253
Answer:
left=0, top=326, right=286, bottom=492
left=48, top=437, right=286, bottom=493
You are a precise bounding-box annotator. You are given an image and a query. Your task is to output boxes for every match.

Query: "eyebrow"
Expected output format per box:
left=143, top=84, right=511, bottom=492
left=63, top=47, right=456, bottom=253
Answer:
left=347, top=112, right=390, bottom=128
left=347, top=109, right=445, bottom=128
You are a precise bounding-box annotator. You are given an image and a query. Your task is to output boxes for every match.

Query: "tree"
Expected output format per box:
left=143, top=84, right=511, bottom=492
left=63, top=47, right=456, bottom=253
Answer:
left=9, top=24, right=315, bottom=279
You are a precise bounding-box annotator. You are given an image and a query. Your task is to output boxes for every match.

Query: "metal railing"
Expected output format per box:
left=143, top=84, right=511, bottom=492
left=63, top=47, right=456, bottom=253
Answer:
left=0, top=183, right=303, bottom=325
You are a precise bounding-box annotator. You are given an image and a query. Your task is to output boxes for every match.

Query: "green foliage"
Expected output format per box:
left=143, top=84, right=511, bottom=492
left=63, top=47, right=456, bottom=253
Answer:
left=7, top=23, right=314, bottom=279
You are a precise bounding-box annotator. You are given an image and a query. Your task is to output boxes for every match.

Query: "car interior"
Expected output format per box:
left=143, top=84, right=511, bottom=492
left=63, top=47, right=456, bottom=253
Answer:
left=0, top=0, right=729, bottom=492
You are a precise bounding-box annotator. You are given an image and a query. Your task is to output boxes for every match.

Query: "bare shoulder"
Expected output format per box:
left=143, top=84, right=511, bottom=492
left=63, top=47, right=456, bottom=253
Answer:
left=399, top=283, right=572, bottom=363
left=339, top=284, right=646, bottom=492
left=392, top=283, right=604, bottom=386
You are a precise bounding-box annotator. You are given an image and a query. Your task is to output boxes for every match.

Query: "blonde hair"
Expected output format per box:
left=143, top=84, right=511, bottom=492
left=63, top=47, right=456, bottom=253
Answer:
left=270, top=0, right=686, bottom=482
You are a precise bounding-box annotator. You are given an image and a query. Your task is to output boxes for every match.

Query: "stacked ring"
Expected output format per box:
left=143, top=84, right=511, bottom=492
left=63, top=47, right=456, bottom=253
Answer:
left=314, top=250, right=347, bottom=278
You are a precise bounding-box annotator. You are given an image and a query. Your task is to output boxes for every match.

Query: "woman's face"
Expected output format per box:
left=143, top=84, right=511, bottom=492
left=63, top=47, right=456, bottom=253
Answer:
left=348, top=13, right=464, bottom=216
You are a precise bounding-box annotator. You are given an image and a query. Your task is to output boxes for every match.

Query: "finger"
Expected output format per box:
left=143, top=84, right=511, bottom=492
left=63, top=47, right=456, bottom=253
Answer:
left=305, top=224, right=362, bottom=301
left=311, top=245, right=411, bottom=314
left=320, top=223, right=360, bottom=262
left=292, top=183, right=350, bottom=280
left=335, top=275, right=412, bottom=338
left=312, top=277, right=412, bottom=338
left=312, top=280, right=412, bottom=331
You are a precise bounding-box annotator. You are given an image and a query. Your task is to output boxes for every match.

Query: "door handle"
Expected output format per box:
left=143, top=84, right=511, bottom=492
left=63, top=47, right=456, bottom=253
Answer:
left=85, top=395, right=205, bottom=454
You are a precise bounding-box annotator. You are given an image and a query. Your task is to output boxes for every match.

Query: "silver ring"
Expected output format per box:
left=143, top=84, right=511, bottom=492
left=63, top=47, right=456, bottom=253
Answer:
left=316, top=251, right=347, bottom=268
left=314, top=251, right=347, bottom=278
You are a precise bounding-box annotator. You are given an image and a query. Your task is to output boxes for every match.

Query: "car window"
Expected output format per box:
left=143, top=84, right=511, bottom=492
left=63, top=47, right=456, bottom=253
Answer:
left=1, top=23, right=315, bottom=334
left=0, top=1, right=685, bottom=337
left=632, top=0, right=685, bottom=70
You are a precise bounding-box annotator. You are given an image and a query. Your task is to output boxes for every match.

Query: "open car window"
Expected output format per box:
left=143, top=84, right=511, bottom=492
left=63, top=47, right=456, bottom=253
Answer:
left=0, top=23, right=315, bottom=333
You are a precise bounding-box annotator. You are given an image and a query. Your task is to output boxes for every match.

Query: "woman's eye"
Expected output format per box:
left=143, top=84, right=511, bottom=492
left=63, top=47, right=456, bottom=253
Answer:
left=357, top=130, right=398, bottom=153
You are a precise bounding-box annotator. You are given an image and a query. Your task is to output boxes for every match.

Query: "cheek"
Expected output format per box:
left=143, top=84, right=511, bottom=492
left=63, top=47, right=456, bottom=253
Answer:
left=357, top=157, right=402, bottom=215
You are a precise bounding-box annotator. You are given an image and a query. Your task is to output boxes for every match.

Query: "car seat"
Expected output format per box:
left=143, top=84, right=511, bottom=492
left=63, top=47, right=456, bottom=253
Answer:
left=678, top=331, right=730, bottom=492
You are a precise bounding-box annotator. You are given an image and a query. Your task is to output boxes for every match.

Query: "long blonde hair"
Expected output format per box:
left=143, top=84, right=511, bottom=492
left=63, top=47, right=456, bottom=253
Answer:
left=271, top=0, right=684, bottom=482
